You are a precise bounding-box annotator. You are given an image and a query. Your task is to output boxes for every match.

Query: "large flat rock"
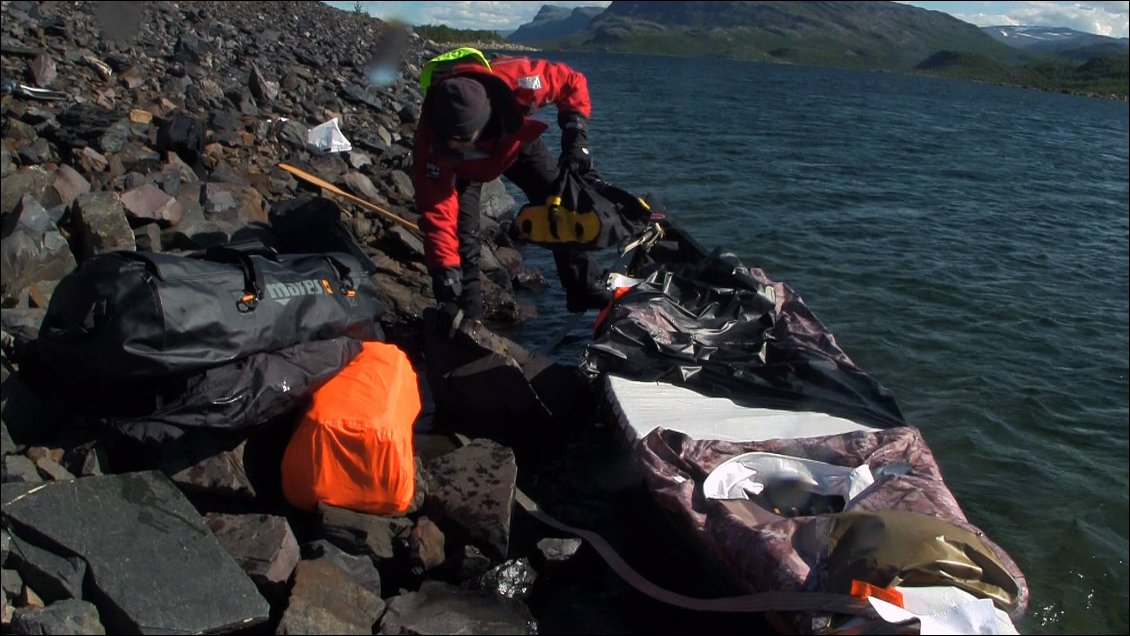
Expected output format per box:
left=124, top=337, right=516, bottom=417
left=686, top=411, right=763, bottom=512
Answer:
left=424, top=439, right=517, bottom=561
left=1, top=471, right=269, bottom=634
left=378, top=580, right=535, bottom=635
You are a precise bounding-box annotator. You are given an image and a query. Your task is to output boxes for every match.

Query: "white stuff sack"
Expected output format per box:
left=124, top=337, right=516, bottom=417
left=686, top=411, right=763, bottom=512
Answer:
left=307, top=117, right=352, bottom=154
left=703, top=452, right=875, bottom=509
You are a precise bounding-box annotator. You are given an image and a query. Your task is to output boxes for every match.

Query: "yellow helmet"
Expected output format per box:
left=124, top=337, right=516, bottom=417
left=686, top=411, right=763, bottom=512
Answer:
left=420, top=47, right=491, bottom=95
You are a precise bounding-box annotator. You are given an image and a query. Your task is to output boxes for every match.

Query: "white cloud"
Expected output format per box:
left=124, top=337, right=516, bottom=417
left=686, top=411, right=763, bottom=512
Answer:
left=418, top=1, right=612, bottom=31
left=927, top=2, right=1129, bottom=38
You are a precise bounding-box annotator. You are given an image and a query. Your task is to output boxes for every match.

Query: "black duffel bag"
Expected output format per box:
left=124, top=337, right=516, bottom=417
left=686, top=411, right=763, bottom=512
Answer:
left=34, top=246, right=382, bottom=384
left=105, top=336, right=364, bottom=444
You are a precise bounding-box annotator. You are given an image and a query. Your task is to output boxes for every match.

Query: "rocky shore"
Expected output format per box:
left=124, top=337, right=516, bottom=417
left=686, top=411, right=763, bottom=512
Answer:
left=0, top=2, right=642, bottom=634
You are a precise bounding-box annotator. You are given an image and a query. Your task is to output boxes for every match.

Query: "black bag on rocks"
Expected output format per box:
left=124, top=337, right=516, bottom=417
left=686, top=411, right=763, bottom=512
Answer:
left=106, top=336, right=364, bottom=444
left=33, top=246, right=382, bottom=390
left=268, top=195, right=378, bottom=276
left=157, top=110, right=207, bottom=176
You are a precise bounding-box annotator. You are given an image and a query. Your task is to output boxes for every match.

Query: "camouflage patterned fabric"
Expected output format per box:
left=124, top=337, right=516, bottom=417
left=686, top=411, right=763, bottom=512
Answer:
left=637, top=425, right=1029, bottom=627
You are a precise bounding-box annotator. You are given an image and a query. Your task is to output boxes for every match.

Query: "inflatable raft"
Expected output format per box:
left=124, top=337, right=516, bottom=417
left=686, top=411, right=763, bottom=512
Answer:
left=578, top=221, right=1028, bottom=635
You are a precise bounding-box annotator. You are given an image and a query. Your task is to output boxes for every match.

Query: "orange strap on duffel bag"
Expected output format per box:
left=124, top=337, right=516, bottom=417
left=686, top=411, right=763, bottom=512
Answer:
left=282, top=341, right=421, bottom=515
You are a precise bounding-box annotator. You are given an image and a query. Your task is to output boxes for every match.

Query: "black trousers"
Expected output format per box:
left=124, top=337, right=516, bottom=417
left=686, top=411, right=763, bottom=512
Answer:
left=455, top=137, right=600, bottom=317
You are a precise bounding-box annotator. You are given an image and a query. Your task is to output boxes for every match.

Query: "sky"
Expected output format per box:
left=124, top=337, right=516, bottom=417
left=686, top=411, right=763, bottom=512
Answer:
left=324, top=1, right=1130, bottom=38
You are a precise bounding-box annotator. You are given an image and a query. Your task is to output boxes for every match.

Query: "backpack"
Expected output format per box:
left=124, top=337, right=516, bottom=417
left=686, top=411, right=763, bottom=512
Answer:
left=282, top=341, right=421, bottom=515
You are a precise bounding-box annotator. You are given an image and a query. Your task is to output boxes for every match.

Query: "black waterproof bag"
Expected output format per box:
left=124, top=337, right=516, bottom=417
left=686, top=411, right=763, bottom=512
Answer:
left=35, top=247, right=382, bottom=385
left=105, top=336, right=364, bottom=443
left=513, top=169, right=652, bottom=250
left=157, top=111, right=206, bottom=176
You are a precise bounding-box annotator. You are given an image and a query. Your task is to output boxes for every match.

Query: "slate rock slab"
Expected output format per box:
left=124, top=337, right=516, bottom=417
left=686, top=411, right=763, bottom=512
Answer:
left=5, top=532, right=87, bottom=603
left=277, top=558, right=385, bottom=635
left=9, top=598, right=106, bottom=635
left=424, top=439, right=517, bottom=561
left=378, top=580, right=537, bottom=635
left=0, top=471, right=269, bottom=634
left=301, top=539, right=382, bottom=598
left=204, top=512, right=300, bottom=595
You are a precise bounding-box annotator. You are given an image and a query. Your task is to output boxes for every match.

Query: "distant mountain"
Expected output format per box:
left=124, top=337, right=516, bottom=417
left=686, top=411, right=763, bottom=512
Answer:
left=517, top=1, right=1028, bottom=70
left=981, top=25, right=1129, bottom=61
left=504, top=1, right=1127, bottom=98
left=508, top=5, right=605, bottom=44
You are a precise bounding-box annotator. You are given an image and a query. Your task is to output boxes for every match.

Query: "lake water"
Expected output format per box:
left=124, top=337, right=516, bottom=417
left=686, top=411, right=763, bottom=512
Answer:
left=501, top=51, right=1127, bottom=635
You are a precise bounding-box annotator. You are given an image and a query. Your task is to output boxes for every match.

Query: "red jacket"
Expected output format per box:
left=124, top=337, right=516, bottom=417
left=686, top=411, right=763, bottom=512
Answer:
left=413, top=57, right=592, bottom=271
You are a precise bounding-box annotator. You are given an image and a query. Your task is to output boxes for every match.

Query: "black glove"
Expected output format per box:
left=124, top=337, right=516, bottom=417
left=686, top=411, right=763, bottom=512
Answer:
left=559, top=112, right=592, bottom=174
left=435, top=301, right=464, bottom=337
left=431, top=268, right=464, bottom=336
left=431, top=268, right=462, bottom=304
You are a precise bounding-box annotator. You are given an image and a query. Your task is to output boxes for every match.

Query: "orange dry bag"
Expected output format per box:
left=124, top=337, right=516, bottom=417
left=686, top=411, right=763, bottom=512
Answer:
left=282, top=341, right=421, bottom=514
